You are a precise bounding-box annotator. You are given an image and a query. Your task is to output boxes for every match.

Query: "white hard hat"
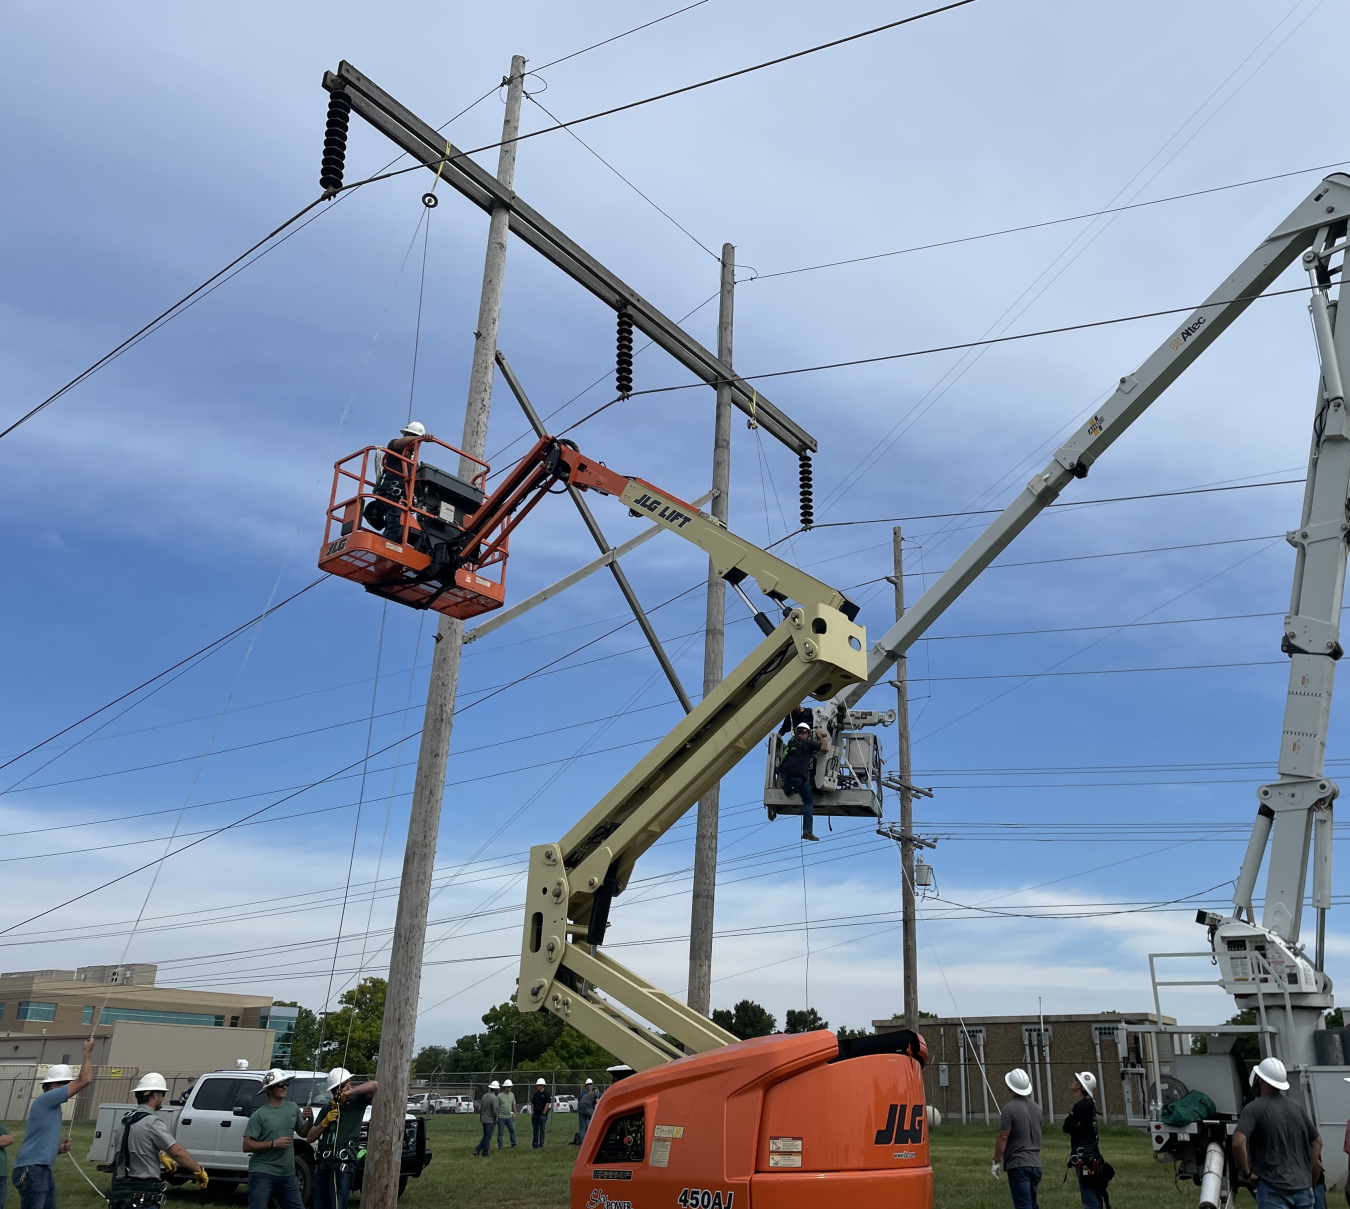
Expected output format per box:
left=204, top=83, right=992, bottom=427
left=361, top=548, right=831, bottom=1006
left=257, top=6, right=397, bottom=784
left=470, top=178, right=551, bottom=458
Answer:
left=536, top=1078, right=547, bottom=1086
left=259, top=1069, right=292, bottom=1093
left=584, top=1078, right=594, bottom=1085
left=488, top=1080, right=500, bottom=1090
left=502, top=1080, right=513, bottom=1088
left=1251, top=1056, right=1290, bottom=1091
left=795, top=721, right=811, bottom=731
left=1004, top=1068, right=1033, bottom=1097
left=133, top=1073, right=168, bottom=1095
left=326, top=1068, right=352, bottom=1093
left=401, top=421, right=426, bottom=437
left=1073, top=1071, right=1097, bottom=1097
left=41, top=1064, right=75, bottom=1085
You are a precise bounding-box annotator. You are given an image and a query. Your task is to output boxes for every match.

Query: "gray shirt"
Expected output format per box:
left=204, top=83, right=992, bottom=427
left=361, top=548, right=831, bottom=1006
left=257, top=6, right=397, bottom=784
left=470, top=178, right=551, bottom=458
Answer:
left=119, top=1111, right=177, bottom=1181
left=999, top=1095, right=1043, bottom=1170
left=1236, top=1092, right=1318, bottom=1193
left=479, top=1092, right=498, bottom=1124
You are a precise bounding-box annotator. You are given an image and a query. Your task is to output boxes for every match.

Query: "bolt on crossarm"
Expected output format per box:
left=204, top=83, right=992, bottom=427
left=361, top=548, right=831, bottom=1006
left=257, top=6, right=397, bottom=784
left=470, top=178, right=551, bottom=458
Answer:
left=517, top=451, right=868, bottom=1069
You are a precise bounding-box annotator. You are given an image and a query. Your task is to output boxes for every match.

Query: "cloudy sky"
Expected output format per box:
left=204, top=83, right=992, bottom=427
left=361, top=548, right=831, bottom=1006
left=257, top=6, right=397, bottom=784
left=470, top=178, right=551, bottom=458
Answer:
left=4, top=0, right=1349, bottom=1056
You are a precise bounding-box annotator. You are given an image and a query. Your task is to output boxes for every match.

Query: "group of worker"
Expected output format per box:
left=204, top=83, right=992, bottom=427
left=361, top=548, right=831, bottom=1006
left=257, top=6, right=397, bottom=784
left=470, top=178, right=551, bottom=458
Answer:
left=471, top=1077, right=602, bottom=1156
left=0, top=1047, right=376, bottom=1209
left=992, top=1055, right=1327, bottom=1209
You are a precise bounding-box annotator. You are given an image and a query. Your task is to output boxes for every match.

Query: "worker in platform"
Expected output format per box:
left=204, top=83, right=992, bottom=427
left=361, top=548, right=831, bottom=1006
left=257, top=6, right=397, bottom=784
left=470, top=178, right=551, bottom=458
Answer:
left=1063, top=1072, right=1111, bottom=1208
left=368, top=421, right=427, bottom=538
left=11, top=1037, right=95, bottom=1209
left=778, top=721, right=823, bottom=842
left=306, top=1068, right=377, bottom=1209
left=496, top=1080, right=516, bottom=1150
left=778, top=704, right=814, bottom=736
left=993, top=1068, right=1042, bottom=1209
left=111, top=1072, right=207, bottom=1203
left=241, top=1070, right=311, bottom=1209
left=1233, top=1057, right=1321, bottom=1209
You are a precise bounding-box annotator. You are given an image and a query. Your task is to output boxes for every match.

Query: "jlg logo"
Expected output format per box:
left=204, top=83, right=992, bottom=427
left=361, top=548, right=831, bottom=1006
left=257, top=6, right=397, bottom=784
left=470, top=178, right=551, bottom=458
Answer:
left=631, top=492, right=694, bottom=529
left=874, top=1104, right=924, bottom=1145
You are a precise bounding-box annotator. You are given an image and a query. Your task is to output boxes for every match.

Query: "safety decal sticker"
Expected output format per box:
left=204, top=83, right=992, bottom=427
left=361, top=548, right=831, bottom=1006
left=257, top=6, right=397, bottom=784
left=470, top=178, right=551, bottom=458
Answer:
left=383, top=541, right=403, bottom=552
left=768, top=1137, right=802, bottom=1153
left=649, top=1140, right=671, bottom=1167
left=768, top=1154, right=802, bottom=1168
left=653, top=1125, right=685, bottom=1139
left=676, top=1190, right=734, bottom=1208
left=591, top=1170, right=633, bottom=1181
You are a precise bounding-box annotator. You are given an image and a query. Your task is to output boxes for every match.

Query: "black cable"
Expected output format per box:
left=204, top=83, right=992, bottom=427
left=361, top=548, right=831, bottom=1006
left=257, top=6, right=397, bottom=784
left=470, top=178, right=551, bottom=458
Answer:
left=343, top=2, right=978, bottom=192
left=533, top=0, right=712, bottom=72
left=0, top=577, right=327, bottom=773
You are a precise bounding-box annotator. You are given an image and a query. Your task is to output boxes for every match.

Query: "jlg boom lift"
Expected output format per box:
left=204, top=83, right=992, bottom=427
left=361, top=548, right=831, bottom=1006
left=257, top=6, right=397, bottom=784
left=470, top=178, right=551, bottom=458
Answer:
left=325, top=173, right=1350, bottom=1209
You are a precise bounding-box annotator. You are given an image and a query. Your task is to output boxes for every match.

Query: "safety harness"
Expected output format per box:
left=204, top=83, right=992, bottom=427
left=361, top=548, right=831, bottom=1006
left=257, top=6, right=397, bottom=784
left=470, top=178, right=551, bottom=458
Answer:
left=108, top=1111, right=167, bottom=1209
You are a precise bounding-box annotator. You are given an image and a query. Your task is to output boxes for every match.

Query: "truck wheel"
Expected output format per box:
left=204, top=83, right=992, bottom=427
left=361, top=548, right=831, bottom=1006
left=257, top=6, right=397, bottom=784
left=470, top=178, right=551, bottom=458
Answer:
left=397, top=1177, right=409, bottom=1198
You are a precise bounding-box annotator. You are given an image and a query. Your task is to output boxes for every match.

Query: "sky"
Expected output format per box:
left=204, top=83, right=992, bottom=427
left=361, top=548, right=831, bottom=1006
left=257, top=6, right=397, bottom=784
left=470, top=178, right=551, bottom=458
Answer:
left=3, top=0, right=1350, bottom=1058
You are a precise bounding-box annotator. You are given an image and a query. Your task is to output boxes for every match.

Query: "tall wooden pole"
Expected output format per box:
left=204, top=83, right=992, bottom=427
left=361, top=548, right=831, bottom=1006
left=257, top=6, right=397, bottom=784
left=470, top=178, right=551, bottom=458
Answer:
left=893, top=526, right=919, bottom=1030
left=686, top=243, right=735, bottom=1016
left=364, top=56, right=526, bottom=1209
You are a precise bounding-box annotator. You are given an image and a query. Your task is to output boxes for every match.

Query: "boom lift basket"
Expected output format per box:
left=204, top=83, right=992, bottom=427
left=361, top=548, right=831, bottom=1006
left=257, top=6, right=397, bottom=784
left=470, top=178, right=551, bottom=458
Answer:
left=764, top=729, right=884, bottom=820
left=318, top=436, right=507, bottom=618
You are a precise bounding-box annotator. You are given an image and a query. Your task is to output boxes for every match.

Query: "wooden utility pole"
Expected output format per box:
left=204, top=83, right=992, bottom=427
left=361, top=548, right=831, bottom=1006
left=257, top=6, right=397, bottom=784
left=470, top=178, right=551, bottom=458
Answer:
left=892, top=527, right=919, bottom=1031
left=686, top=243, right=735, bottom=1017
left=364, top=55, right=525, bottom=1209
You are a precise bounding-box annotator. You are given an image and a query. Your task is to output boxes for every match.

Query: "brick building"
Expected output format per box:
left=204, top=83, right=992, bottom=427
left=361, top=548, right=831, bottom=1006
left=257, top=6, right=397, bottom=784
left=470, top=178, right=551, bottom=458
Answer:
left=876, top=1012, right=1177, bottom=1126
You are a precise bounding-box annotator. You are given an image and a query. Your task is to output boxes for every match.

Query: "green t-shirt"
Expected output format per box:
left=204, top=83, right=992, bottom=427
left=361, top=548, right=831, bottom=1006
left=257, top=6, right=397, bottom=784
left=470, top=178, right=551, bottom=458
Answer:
left=316, top=1094, right=370, bottom=1169
left=497, top=1091, right=516, bottom=1116
left=244, top=1101, right=304, bottom=1175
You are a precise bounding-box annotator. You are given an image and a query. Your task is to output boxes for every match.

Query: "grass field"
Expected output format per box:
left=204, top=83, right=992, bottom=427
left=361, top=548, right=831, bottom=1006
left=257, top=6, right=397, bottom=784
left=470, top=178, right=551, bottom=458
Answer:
left=11, top=1116, right=1181, bottom=1209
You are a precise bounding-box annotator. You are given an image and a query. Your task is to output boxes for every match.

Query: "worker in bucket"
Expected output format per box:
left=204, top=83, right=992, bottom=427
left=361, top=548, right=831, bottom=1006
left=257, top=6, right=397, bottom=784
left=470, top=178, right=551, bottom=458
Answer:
left=1233, top=1056, right=1321, bottom=1209
left=777, top=704, right=814, bottom=736
left=777, top=721, right=823, bottom=842
left=241, top=1070, right=311, bottom=1209
left=306, top=1068, right=377, bottom=1209
left=110, top=1072, right=208, bottom=1207
left=366, top=421, right=428, bottom=538
left=11, top=1037, right=95, bottom=1209
left=1063, top=1072, right=1112, bottom=1209
left=992, top=1067, right=1042, bottom=1209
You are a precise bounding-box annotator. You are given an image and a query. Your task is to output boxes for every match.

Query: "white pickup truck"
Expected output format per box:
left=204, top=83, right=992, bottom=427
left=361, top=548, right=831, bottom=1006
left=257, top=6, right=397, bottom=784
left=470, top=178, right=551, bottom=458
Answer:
left=87, top=1068, right=430, bottom=1205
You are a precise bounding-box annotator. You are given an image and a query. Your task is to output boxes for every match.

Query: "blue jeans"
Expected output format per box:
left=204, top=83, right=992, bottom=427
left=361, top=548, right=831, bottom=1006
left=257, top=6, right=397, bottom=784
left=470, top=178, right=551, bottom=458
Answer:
left=1075, top=1168, right=1101, bottom=1209
left=1255, top=1185, right=1316, bottom=1209
left=532, top=1114, right=548, bottom=1147
left=12, top=1166, right=55, bottom=1209
left=1006, top=1165, right=1041, bottom=1209
left=578, top=1110, right=593, bottom=1142
left=497, top=1117, right=516, bottom=1148
left=312, top=1166, right=352, bottom=1209
left=247, top=1173, right=304, bottom=1209
left=473, top=1122, right=494, bottom=1156
left=781, top=775, right=815, bottom=836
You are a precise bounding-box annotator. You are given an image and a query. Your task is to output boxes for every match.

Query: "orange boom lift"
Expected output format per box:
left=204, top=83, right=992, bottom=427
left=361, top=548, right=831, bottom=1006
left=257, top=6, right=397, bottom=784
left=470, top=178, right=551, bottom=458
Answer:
left=322, top=432, right=932, bottom=1208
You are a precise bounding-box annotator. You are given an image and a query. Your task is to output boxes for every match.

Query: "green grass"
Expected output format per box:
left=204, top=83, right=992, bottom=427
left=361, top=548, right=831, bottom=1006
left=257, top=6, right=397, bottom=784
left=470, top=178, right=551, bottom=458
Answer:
left=11, top=1116, right=1181, bottom=1209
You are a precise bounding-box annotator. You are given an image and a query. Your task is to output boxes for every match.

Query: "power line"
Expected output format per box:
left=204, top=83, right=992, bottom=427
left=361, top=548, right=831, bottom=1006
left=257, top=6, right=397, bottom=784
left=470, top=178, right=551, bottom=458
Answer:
left=534, top=0, right=713, bottom=73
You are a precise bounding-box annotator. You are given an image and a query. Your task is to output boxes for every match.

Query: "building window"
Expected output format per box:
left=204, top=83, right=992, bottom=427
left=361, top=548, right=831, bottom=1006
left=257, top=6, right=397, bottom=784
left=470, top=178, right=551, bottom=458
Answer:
left=0, top=1004, right=5, bottom=1021
left=82, top=1006, right=96, bottom=1026
left=17, top=1002, right=57, bottom=1022
left=259, top=1007, right=299, bottom=1066
left=98, top=1008, right=225, bottom=1028
left=229, top=1016, right=239, bottom=1028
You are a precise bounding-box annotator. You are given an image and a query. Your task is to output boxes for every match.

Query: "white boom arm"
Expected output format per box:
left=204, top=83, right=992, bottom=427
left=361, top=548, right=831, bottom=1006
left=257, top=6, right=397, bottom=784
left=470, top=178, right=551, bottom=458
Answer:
left=835, top=173, right=1350, bottom=950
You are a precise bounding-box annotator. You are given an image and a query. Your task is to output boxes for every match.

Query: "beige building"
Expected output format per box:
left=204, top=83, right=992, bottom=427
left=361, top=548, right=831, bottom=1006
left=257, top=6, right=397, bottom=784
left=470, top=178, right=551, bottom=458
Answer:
left=0, top=965, right=271, bottom=1036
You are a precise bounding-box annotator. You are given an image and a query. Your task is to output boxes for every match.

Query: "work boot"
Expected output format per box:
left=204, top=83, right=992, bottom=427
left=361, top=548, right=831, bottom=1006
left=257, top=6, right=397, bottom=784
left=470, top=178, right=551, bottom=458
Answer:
left=802, top=832, right=820, bottom=842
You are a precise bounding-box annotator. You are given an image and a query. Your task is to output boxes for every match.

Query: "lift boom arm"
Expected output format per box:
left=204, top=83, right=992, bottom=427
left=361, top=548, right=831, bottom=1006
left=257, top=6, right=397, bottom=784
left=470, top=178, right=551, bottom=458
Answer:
left=517, top=451, right=867, bottom=1069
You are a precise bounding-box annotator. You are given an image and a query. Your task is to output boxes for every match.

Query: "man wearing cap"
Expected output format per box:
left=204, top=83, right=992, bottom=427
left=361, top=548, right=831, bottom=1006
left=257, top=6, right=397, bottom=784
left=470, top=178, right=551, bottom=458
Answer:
left=1063, top=1072, right=1105, bottom=1208
left=577, top=1079, right=599, bottom=1145
left=111, top=1072, right=207, bottom=1203
left=241, top=1070, right=311, bottom=1209
left=495, top=1080, right=516, bottom=1150
left=473, top=1082, right=499, bottom=1158
left=529, top=1079, right=551, bottom=1149
left=306, top=1069, right=377, bottom=1209
left=11, top=1037, right=95, bottom=1209
left=1234, top=1057, right=1321, bottom=1209
left=778, top=722, right=824, bottom=842
left=993, top=1068, right=1043, bottom=1209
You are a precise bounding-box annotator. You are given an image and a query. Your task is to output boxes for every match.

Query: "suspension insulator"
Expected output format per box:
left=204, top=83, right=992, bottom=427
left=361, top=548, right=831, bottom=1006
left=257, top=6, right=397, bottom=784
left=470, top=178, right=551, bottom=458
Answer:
left=320, top=91, right=352, bottom=194
left=616, top=309, right=634, bottom=397
left=799, top=452, right=814, bottom=530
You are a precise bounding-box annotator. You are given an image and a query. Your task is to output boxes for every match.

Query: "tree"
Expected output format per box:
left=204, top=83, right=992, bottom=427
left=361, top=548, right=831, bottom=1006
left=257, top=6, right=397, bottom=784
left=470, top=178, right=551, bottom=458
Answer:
left=837, top=1025, right=870, bottom=1040
left=317, top=978, right=386, bottom=1073
left=430, top=998, right=616, bottom=1074
left=783, top=1008, right=828, bottom=1034
left=712, top=1000, right=777, bottom=1040
left=413, top=1045, right=453, bottom=1076
left=1191, top=1009, right=1260, bottom=1059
